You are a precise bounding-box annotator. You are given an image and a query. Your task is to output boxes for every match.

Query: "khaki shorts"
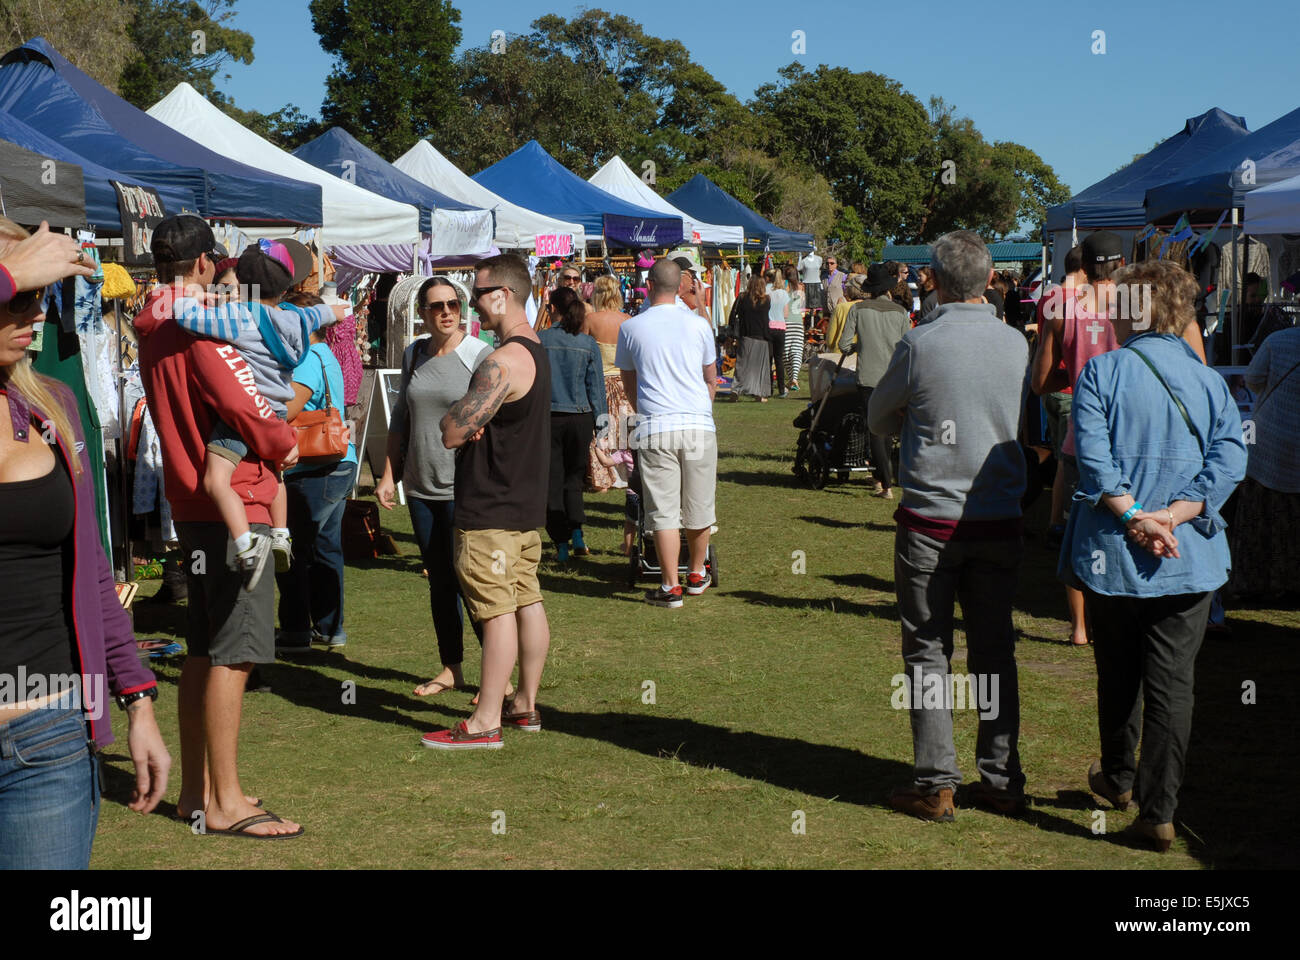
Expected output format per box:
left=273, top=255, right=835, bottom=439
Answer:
left=454, top=528, right=543, bottom=621
left=638, top=429, right=718, bottom=532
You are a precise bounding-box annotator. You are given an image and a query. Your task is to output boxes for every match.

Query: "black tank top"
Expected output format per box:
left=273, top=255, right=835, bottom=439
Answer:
left=454, top=336, right=552, bottom=531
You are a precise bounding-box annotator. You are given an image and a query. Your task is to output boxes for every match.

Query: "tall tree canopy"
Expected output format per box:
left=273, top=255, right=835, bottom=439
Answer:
left=310, top=0, right=462, bottom=159
left=118, top=0, right=254, bottom=108
left=2, top=0, right=135, bottom=93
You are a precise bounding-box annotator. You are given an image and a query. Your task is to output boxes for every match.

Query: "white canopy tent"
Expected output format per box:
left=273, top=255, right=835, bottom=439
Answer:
left=394, top=139, right=586, bottom=250
left=588, top=155, right=744, bottom=247
left=148, top=83, right=420, bottom=249
left=1245, top=171, right=1300, bottom=236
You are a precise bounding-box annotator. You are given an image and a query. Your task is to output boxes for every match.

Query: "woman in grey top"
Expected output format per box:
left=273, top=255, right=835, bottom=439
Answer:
left=376, top=277, right=494, bottom=698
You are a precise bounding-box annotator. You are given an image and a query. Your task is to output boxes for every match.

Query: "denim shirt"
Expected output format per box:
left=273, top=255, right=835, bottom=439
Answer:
left=1059, top=332, right=1246, bottom=597
left=539, top=326, right=608, bottom=418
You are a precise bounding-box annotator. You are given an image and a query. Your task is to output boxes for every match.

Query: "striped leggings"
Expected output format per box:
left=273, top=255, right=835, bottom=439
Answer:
left=784, top=314, right=805, bottom=386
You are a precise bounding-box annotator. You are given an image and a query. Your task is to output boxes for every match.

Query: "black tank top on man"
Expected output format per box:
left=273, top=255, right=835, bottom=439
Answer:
left=454, top=336, right=552, bottom=532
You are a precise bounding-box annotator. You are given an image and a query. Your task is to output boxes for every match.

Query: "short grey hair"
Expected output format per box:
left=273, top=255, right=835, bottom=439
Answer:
left=930, top=230, right=992, bottom=302
left=647, top=257, right=682, bottom=293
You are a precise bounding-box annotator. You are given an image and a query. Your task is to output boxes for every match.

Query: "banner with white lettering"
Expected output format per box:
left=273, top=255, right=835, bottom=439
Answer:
left=603, top=214, right=684, bottom=249
left=110, top=181, right=167, bottom=265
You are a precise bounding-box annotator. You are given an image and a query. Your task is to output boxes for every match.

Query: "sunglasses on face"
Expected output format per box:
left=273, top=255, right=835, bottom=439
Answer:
left=5, top=285, right=48, bottom=315
left=420, top=299, right=460, bottom=313
left=560, top=275, right=581, bottom=283
left=471, top=285, right=508, bottom=304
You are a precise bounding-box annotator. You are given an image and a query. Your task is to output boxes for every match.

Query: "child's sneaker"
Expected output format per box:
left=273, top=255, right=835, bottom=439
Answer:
left=646, top=584, right=683, bottom=608
left=234, top=534, right=272, bottom=592
left=271, top=531, right=293, bottom=573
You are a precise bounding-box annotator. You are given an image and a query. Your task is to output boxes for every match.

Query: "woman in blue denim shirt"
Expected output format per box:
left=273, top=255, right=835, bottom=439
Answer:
left=1060, top=260, right=1246, bottom=852
left=538, top=287, right=607, bottom=560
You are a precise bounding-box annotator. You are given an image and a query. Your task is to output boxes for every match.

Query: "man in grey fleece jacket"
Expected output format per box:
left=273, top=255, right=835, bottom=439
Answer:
left=868, top=230, right=1028, bottom=823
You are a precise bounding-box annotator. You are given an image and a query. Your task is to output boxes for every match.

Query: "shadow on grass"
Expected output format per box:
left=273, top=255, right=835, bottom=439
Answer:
left=797, top=515, right=895, bottom=533
left=823, top=571, right=896, bottom=594
left=725, top=588, right=895, bottom=620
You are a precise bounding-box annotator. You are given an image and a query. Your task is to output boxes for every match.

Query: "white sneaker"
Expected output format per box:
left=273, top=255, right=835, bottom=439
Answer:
left=271, top=531, right=292, bottom=573
left=234, top=534, right=272, bottom=592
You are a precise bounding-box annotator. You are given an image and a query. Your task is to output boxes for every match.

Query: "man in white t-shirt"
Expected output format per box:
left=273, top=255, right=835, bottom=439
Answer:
left=617, top=258, right=718, bottom=608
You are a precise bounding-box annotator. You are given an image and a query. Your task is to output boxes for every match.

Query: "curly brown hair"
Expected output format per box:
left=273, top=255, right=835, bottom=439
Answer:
left=1112, top=260, right=1197, bottom=336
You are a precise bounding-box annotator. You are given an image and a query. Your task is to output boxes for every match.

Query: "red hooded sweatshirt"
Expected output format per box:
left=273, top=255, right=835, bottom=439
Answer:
left=134, top=285, right=296, bottom=526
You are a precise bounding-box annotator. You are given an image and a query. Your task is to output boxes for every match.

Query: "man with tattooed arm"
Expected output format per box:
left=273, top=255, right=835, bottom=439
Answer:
left=421, top=254, right=553, bottom=750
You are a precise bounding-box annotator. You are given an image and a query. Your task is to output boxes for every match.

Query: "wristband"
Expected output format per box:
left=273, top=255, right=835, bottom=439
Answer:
left=1120, top=503, right=1143, bottom=524
left=116, top=687, right=159, bottom=711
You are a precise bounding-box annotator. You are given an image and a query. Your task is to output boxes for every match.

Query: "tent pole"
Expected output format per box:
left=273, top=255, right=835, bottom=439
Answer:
left=316, top=228, right=324, bottom=286
left=113, top=299, right=133, bottom=586
left=1230, top=208, right=1239, bottom=363
left=413, top=240, right=419, bottom=274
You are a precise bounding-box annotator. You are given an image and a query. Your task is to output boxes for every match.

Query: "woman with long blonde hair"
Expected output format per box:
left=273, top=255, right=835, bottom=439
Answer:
left=0, top=217, right=169, bottom=868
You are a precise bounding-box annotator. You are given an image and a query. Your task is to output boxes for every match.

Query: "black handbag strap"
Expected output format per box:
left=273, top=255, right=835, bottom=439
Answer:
left=315, top=348, right=335, bottom=412
left=1125, top=344, right=1204, bottom=455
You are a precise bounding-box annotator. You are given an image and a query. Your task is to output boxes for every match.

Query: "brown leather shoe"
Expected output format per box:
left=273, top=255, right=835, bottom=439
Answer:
left=1124, top=818, right=1175, bottom=853
left=1088, top=760, right=1132, bottom=811
left=963, top=780, right=1026, bottom=815
left=889, top=785, right=955, bottom=822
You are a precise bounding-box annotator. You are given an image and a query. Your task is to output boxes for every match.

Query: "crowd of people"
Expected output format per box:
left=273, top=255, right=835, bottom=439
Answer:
left=1, top=207, right=1294, bottom=866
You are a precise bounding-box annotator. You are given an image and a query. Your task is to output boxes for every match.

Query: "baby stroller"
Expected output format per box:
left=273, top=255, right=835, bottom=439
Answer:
left=624, top=453, right=719, bottom=589
left=792, top=352, right=873, bottom=489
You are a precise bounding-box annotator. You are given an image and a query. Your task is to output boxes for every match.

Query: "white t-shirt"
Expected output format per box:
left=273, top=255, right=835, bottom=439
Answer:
left=799, top=254, right=823, bottom=284
left=616, top=302, right=716, bottom=441
left=768, top=289, right=790, bottom=329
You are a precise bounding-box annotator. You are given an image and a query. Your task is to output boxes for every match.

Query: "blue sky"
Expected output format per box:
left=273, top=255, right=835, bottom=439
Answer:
left=219, top=0, right=1299, bottom=199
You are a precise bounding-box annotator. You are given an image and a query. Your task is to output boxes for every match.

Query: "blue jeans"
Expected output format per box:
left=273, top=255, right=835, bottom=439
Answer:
left=277, top=461, right=357, bottom=642
left=408, top=496, right=482, bottom=666
left=0, top=702, right=100, bottom=869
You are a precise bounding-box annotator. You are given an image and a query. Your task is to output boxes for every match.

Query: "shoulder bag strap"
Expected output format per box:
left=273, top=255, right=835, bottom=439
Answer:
left=1125, top=344, right=1204, bottom=455
left=317, top=347, right=335, bottom=412
left=1253, top=356, right=1300, bottom=413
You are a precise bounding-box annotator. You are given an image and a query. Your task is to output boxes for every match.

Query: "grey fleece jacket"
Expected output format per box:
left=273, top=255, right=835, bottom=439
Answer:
left=867, top=301, right=1028, bottom=521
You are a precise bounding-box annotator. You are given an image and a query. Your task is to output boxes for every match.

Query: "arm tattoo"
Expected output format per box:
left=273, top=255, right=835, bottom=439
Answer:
left=448, top=357, right=509, bottom=433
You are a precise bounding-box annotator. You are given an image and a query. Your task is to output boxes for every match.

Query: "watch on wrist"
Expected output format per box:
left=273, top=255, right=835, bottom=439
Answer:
left=116, top=687, right=159, bottom=711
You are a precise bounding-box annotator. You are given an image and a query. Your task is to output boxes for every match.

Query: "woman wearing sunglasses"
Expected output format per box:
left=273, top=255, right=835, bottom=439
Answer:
left=376, top=278, right=507, bottom=701
left=0, top=216, right=169, bottom=868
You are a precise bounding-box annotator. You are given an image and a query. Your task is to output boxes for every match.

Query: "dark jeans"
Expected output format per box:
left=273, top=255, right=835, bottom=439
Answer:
left=1085, top=589, right=1212, bottom=824
left=276, top=461, right=356, bottom=642
left=894, top=528, right=1024, bottom=794
left=769, top=332, right=786, bottom=391
left=547, top=411, right=594, bottom=545
left=857, top=386, right=895, bottom=488
left=409, top=496, right=482, bottom=666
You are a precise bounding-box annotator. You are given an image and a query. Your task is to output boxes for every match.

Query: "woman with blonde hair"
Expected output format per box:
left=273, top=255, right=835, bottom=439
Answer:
left=581, top=274, right=633, bottom=499
left=1061, top=258, right=1245, bottom=852
left=0, top=217, right=169, bottom=867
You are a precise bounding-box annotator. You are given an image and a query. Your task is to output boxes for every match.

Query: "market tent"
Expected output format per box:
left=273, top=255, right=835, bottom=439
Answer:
left=0, top=108, right=192, bottom=231
left=474, top=141, right=682, bottom=248
left=294, top=127, right=492, bottom=254
left=3, top=39, right=321, bottom=228
left=666, top=174, right=812, bottom=252
left=588, top=156, right=743, bottom=247
left=1145, top=104, right=1300, bottom=221
left=1243, top=170, right=1300, bottom=234
left=393, top=139, right=586, bottom=249
left=148, top=83, right=419, bottom=249
left=1047, top=108, right=1249, bottom=232
left=0, top=137, right=85, bottom=228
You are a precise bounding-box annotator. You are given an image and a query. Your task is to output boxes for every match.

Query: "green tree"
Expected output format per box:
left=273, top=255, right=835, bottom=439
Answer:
left=310, top=0, right=462, bottom=159
left=3, top=0, right=137, bottom=93
left=118, top=0, right=254, bottom=107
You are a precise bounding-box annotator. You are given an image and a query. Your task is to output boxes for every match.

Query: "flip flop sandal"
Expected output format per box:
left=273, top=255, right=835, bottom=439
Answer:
left=173, top=798, right=262, bottom=822
left=206, top=811, right=305, bottom=839
left=414, top=680, right=455, bottom=696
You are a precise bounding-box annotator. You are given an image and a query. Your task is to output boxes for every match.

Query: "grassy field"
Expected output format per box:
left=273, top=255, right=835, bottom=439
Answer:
left=96, top=390, right=1300, bottom=869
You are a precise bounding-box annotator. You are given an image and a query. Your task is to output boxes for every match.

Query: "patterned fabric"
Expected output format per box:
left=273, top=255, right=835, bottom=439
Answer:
left=1228, top=476, right=1300, bottom=596
left=587, top=373, right=632, bottom=492
left=325, top=312, right=364, bottom=406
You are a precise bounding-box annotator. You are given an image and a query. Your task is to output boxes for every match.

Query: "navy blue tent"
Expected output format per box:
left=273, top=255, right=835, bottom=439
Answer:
left=0, top=39, right=322, bottom=227
left=0, top=108, right=192, bottom=231
left=293, top=127, right=491, bottom=238
left=666, top=174, right=813, bottom=252
left=1046, top=108, right=1249, bottom=231
left=1145, top=104, right=1300, bottom=221
left=474, top=141, right=682, bottom=248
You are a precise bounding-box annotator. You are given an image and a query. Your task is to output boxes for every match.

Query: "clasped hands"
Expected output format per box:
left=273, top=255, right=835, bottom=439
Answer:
left=1125, top=507, right=1180, bottom=560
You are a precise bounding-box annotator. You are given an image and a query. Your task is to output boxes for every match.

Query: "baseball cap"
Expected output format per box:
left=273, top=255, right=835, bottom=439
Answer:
left=671, top=255, right=699, bottom=277
left=150, top=214, right=216, bottom=263
left=1082, top=231, right=1124, bottom=264
left=273, top=237, right=314, bottom=285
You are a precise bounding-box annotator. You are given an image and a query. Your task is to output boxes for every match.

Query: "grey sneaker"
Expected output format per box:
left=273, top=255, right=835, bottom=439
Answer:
left=271, top=531, right=293, bottom=573
left=235, top=534, right=272, bottom=592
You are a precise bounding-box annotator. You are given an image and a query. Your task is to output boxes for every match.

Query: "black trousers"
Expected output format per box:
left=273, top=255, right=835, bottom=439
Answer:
left=857, top=386, right=895, bottom=488
left=1085, top=589, right=1212, bottom=824
left=546, top=411, right=595, bottom=545
left=769, top=331, right=786, bottom=391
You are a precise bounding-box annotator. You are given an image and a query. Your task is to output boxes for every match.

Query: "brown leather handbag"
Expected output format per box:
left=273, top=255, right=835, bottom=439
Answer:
left=290, top=351, right=349, bottom=465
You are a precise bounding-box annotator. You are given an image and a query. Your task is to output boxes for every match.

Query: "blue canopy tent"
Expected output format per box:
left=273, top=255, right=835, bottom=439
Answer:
left=0, top=108, right=193, bottom=231
left=293, top=127, right=493, bottom=254
left=1145, top=104, right=1300, bottom=221
left=474, top=141, right=683, bottom=248
left=1047, top=109, right=1249, bottom=232
left=666, top=174, right=813, bottom=252
left=0, top=39, right=322, bottom=227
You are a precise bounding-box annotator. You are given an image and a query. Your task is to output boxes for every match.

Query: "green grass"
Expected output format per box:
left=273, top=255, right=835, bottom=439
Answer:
left=97, top=389, right=1300, bottom=869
